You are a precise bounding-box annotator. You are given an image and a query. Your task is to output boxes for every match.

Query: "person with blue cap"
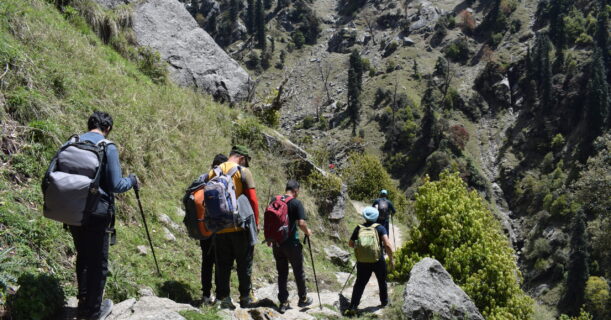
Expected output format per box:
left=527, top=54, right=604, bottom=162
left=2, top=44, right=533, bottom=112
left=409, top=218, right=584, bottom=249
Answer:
left=372, top=189, right=396, bottom=235
left=344, top=206, right=394, bottom=316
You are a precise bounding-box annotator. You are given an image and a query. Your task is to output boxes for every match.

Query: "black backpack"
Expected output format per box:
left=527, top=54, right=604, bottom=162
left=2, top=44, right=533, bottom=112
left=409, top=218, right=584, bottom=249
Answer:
left=376, top=198, right=390, bottom=220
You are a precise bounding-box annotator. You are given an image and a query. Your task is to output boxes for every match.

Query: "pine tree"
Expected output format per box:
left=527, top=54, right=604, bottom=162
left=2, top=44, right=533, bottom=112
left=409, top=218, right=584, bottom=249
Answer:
left=229, top=0, right=240, bottom=24
left=247, top=0, right=255, bottom=35
left=562, top=209, right=590, bottom=316
left=586, top=50, right=610, bottom=138
left=255, top=0, right=266, bottom=49
left=533, top=35, right=552, bottom=110
left=595, top=0, right=609, bottom=79
left=347, top=50, right=363, bottom=135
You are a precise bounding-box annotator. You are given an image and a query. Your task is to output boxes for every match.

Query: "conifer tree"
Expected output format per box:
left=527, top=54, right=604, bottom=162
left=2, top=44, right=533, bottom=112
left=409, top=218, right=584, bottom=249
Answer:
left=255, top=0, right=266, bottom=49
left=562, top=209, right=590, bottom=317
left=247, top=0, right=255, bottom=34
left=595, top=0, right=609, bottom=79
left=229, top=0, right=240, bottom=24
left=586, top=50, right=610, bottom=138
left=347, top=50, right=363, bottom=135
left=264, top=0, right=272, bottom=10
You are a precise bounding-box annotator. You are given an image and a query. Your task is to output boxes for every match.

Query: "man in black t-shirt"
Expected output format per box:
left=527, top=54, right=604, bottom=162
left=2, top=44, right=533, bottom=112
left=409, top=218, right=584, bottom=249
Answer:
left=271, top=180, right=314, bottom=313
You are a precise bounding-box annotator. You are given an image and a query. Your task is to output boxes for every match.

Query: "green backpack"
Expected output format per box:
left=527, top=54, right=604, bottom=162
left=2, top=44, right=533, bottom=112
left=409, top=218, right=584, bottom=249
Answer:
left=355, top=223, right=382, bottom=263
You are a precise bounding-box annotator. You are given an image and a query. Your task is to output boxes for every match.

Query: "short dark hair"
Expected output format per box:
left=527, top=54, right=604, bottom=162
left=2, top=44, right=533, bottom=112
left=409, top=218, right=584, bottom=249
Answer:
left=211, top=154, right=228, bottom=167
left=87, top=111, right=113, bottom=132
left=285, top=180, right=300, bottom=192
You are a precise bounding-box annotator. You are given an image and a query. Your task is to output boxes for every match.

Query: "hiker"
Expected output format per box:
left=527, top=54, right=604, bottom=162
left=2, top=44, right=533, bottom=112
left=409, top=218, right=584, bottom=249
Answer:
left=195, top=154, right=228, bottom=305
left=372, top=189, right=396, bottom=235
left=345, top=207, right=394, bottom=316
left=70, top=112, right=138, bottom=319
left=207, top=146, right=259, bottom=309
left=265, top=180, right=313, bottom=313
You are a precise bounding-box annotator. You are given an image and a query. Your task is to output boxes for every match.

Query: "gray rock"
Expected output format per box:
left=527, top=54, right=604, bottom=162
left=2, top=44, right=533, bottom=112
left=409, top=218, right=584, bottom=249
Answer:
left=324, top=245, right=350, bottom=266
left=402, top=258, right=484, bottom=320
left=137, top=245, right=148, bottom=255
left=159, top=213, right=180, bottom=230
left=409, top=1, right=443, bottom=33
left=138, top=287, right=155, bottom=297
left=107, top=296, right=197, bottom=320
left=129, top=0, right=252, bottom=102
left=402, top=37, right=415, bottom=46
left=327, top=28, right=358, bottom=53
left=163, top=227, right=177, bottom=242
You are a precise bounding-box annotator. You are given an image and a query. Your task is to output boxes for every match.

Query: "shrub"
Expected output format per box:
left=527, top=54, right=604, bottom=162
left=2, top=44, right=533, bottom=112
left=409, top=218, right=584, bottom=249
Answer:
left=301, top=115, right=316, bottom=129
left=341, top=153, right=407, bottom=213
left=232, top=117, right=267, bottom=150
left=292, top=30, right=305, bottom=49
left=7, top=273, right=65, bottom=320
left=448, top=124, right=469, bottom=151
left=389, top=172, right=534, bottom=319
left=305, top=170, right=342, bottom=215
left=552, top=133, right=565, bottom=151
left=444, top=39, right=470, bottom=63
left=458, top=10, right=476, bottom=33
left=136, top=46, right=168, bottom=84
left=584, top=276, right=610, bottom=319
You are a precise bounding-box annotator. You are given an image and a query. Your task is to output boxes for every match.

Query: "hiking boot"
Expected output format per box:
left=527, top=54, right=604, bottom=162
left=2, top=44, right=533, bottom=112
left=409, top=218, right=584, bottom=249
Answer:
left=217, top=297, right=236, bottom=310
left=297, top=296, right=313, bottom=308
left=201, top=296, right=213, bottom=305
left=239, top=294, right=257, bottom=308
left=278, top=301, right=290, bottom=314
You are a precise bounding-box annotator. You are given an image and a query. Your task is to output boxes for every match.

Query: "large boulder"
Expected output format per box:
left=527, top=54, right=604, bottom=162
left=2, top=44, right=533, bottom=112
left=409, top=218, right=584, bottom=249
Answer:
left=402, top=258, right=484, bottom=320
left=95, top=0, right=252, bottom=102
left=106, top=296, right=198, bottom=320
left=408, top=0, right=444, bottom=33
left=324, top=245, right=351, bottom=266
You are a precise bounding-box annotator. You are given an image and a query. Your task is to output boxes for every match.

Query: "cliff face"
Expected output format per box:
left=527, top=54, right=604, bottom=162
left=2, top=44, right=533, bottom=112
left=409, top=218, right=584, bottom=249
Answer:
left=95, top=0, right=252, bottom=103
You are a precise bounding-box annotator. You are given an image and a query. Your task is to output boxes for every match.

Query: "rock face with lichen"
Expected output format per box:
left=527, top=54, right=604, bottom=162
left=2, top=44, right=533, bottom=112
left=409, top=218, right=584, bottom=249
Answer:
left=402, top=258, right=484, bottom=320
left=94, top=0, right=251, bottom=102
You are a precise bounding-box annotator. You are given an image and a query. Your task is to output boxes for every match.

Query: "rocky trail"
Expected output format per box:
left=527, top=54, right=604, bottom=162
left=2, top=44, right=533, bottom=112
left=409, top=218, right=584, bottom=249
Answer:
left=63, top=201, right=404, bottom=320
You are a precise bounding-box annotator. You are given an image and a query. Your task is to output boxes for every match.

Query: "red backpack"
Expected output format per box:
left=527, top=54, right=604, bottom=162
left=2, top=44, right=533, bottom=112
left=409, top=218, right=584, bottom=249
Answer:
left=264, top=195, right=294, bottom=244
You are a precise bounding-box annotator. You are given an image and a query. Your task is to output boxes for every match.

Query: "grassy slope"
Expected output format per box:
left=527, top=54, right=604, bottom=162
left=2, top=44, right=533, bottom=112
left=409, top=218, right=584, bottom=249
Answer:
left=0, top=0, right=358, bottom=311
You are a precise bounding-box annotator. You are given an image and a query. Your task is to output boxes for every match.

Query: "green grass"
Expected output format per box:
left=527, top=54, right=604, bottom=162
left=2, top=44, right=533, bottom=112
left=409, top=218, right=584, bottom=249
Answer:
left=0, top=0, right=356, bottom=311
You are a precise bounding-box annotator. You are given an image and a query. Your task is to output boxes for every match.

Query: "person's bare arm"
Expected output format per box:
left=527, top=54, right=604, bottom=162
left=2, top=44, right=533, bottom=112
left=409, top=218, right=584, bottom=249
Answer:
left=297, top=219, right=312, bottom=237
left=382, top=234, right=394, bottom=264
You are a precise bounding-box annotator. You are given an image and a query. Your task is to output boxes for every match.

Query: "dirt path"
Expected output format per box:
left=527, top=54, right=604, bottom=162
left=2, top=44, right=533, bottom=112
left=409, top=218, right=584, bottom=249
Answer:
left=218, top=200, right=404, bottom=319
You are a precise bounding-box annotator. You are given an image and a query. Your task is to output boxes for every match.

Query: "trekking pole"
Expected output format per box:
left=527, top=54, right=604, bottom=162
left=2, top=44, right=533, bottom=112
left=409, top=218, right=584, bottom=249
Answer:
left=304, top=236, right=323, bottom=310
left=390, top=214, right=396, bottom=249
left=134, top=188, right=162, bottom=276
left=339, top=263, right=357, bottom=296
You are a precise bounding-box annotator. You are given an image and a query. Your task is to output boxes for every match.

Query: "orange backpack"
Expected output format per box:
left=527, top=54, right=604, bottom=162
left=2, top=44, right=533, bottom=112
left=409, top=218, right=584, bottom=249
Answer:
left=183, top=179, right=213, bottom=239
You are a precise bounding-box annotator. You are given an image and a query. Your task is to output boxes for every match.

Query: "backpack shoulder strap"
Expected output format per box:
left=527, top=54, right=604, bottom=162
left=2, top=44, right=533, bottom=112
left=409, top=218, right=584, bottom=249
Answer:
left=281, top=195, right=294, bottom=203
left=212, top=166, right=223, bottom=178
left=371, top=223, right=380, bottom=228
left=97, top=139, right=114, bottom=147
left=226, top=165, right=240, bottom=177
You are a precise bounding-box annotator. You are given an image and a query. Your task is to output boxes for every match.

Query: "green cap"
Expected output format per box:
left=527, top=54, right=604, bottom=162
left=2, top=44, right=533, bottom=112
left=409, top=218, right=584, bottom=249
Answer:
left=231, top=145, right=252, bottom=167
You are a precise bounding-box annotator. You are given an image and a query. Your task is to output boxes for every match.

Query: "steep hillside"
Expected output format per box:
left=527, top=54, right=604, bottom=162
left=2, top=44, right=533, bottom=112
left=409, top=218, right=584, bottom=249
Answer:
left=0, top=0, right=365, bottom=318
left=182, top=0, right=611, bottom=317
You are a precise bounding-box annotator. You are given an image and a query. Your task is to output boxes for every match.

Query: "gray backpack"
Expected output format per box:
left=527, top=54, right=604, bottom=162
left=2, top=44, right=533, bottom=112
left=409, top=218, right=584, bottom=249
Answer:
left=203, top=166, right=243, bottom=232
left=42, top=135, right=112, bottom=226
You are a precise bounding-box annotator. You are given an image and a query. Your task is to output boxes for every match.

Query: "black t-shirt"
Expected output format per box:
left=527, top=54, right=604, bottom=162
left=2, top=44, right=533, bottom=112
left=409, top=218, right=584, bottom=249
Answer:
left=270, top=196, right=306, bottom=244
left=350, top=222, right=387, bottom=258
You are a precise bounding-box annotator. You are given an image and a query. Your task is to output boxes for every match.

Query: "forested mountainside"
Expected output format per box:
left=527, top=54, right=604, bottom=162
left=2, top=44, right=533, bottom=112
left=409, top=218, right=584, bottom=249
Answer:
left=182, top=0, right=611, bottom=317
left=0, top=0, right=609, bottom=319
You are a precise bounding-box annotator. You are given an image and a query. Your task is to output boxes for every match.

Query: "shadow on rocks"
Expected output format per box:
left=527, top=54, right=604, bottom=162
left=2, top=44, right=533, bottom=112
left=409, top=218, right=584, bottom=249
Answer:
left=157, top=280, right=195, bottom=304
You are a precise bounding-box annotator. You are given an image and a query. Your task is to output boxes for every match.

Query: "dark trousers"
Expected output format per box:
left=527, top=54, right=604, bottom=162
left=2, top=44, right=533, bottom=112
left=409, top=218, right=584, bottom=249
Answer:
left=70, top=216, right=111, bottom=314
left=214, top=230, right=253, bottom=299
left=349, top=259, right=388, bottom=308
left=200, top=238, right=215, bottom=297
left=376, top=218, right=390, bottom=234
left=272, top=241, right=307, bottom=303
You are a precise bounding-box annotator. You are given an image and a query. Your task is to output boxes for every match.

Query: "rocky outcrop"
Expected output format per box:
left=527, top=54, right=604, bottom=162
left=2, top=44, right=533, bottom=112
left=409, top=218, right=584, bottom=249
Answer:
left=94, top=0, right=251, bottom=102
left=408, top=0, right=444, bottom=33
left=402, top=258, right=484, bottom=320
left=107, top=296, right=198, bottom=320
left=324, top=245, right=351, bottom=266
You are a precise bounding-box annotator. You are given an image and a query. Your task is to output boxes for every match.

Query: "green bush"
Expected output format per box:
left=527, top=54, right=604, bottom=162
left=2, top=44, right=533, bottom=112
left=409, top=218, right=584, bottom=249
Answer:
left=301, top=115, right=316, bottom=129
left=443, top=39, right=470, bottom=63
left=7, top=273, right=65, bottom=320
left=584, top=276, right=609, bottom=319
left=341, top=153, right=408, bottom=214
left=305, top=170, right=342, bottom=215
left=232, top=117, right=267, bottom=151
left=389, top=171, right=534, bottom=319
left=292, top=30, right=305, bottom=49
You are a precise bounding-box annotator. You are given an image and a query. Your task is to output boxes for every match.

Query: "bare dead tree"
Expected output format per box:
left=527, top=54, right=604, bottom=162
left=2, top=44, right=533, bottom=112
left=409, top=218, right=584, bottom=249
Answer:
left=318, top=61, right=333, bottom=104
left=362, top=12, right=377, bottom=45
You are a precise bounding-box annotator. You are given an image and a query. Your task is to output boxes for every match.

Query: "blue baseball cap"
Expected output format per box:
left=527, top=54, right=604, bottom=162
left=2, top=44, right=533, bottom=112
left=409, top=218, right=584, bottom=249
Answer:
left=380, top=189, right=388, bottom=196
left=362, top=206, right=379, bottom=222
